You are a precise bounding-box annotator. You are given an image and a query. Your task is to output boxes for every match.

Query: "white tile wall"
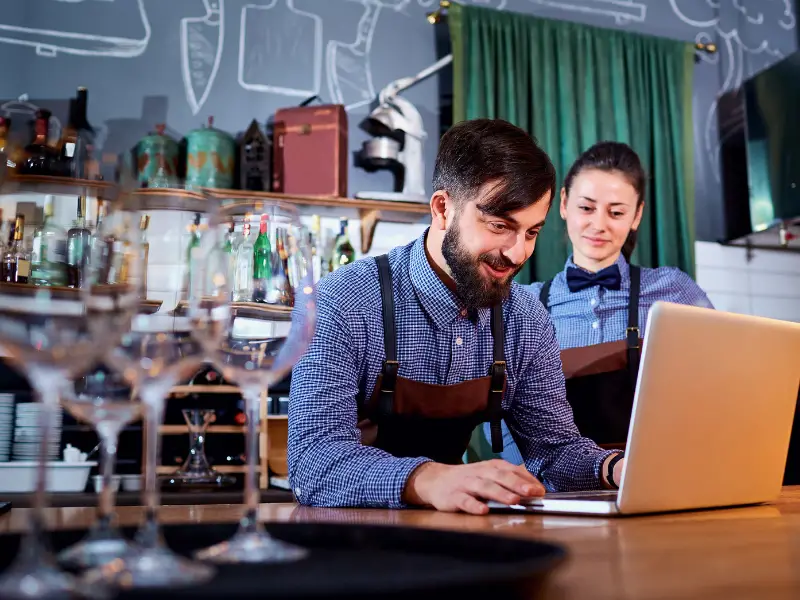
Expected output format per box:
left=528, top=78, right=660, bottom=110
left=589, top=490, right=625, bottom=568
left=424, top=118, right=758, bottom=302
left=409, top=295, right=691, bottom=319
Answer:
left=695, top=241, right=800, bottom=322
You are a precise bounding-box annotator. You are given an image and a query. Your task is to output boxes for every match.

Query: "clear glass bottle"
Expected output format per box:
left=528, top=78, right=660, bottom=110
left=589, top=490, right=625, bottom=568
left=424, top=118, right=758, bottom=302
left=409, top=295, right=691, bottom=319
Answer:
left=30, top=195, right=68, bottom=287
left=233, top=217, right=254, bottom=302
left=139, top=215, right=150, bottom=298
left=66, top=195, right=92, bottom=288
left=332, top=217, right=356, bottom=271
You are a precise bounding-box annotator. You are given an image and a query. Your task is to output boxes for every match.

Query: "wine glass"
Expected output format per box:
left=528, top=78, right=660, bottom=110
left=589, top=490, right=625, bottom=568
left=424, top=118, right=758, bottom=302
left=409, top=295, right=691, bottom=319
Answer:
left=57, top=364, right=143, bottom=570
left=0, top=192, right=137, bottom=598
left=188, top=198, right=316, bottom=564
left=81, top=188, right=216, bottom=588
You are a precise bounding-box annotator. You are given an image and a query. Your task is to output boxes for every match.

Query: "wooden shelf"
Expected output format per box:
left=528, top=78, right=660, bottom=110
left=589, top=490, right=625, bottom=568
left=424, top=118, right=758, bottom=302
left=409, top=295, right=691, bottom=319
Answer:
left=156, top=465, right=246, bottom=475
left=159, top=424, right=245, bottom=435
left=1, top=174, right=118, bottom=198
left=132, top=186, right=430, bottom=253
left=168, top=385, right=242, bottom=395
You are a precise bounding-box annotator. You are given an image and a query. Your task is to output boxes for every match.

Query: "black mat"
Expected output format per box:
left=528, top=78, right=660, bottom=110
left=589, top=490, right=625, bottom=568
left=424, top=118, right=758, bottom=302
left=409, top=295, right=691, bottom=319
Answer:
left=0, top=522, right=566, bottom=599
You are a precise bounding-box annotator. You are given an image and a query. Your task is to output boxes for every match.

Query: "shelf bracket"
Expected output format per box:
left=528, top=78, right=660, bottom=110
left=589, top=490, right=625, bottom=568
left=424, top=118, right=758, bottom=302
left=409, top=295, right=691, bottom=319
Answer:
left=359, top=208, right=382, bottom=254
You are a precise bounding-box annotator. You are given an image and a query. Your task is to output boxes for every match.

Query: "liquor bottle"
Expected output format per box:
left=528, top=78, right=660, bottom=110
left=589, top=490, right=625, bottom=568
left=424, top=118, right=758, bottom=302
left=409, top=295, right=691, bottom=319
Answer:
left=270, top=227, right=294, bottom=305
left=139, top=215, right=150, bottom=298
left=66, top=195, right=92, bottom=288
left=20, top=109, right=59, bottom=176
left=332, top=217, right=356, bottom=271
left=0, top=117, right=22, bottom=169
left=310, top=215, right=323, bottom=283
left=233, top=217, right=254, bottom=302
left=252, top=214, right=272, bottom=303
left=2, top=216, right=31, bottom=284
left=30, top=196, right=68, bottom=287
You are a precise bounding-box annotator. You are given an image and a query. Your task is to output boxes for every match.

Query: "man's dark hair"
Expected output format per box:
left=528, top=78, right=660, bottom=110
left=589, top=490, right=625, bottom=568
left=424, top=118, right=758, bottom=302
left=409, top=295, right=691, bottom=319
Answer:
left=432, top=118, right=556, bottom=216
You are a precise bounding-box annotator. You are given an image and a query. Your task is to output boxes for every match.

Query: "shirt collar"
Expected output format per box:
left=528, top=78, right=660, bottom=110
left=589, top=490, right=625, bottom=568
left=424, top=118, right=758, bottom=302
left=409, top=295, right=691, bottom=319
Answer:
left=564, top=253, right=631, bottom=287
left=409, top=231, right=492, bottom=330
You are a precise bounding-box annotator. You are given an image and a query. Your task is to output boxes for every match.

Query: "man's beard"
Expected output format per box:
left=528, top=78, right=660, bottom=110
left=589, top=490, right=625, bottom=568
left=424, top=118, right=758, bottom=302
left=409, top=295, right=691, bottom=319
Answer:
left=441, top=222, right=523, bottom=309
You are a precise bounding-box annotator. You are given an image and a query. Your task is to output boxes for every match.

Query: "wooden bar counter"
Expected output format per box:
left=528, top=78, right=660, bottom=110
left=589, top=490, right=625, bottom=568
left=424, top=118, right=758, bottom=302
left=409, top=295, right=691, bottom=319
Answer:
left=3, top=487, right=800, bottom=599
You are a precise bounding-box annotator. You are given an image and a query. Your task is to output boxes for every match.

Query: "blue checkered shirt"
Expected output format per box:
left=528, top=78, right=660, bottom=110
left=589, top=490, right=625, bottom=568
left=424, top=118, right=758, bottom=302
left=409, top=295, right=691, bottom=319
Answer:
left=288, top=232, right=617, bottom=508
left=529, top=254, right=714, bottom=349
left=486, top=253, right=714, bottom=464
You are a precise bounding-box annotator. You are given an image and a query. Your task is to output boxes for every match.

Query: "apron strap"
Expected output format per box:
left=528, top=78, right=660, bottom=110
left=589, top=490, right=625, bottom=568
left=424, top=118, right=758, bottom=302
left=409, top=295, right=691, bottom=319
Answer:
left=539, top=279, right=553, bottom=310
left=375, top=255, right=399, bottom=418
left=626, top=265, right=641, bottom=390
left=488, top=304, right=506, bottom=453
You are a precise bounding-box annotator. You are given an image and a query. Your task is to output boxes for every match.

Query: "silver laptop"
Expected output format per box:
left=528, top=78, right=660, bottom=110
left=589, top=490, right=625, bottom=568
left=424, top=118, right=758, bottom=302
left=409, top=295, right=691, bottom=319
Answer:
left=489, top=301, right=800, bottom=516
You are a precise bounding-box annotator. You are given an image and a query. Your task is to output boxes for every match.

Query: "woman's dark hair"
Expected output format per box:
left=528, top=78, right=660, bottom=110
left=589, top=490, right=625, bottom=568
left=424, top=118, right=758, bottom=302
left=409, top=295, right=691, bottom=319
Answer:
left=432, top=118, right=556, bottom=216
left=562, top=141, right=646, bottom=262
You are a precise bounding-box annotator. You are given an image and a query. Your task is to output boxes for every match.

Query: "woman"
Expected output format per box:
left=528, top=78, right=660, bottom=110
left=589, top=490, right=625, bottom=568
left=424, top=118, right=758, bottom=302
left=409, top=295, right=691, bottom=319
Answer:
left=488, top=141, right=713, bottom=464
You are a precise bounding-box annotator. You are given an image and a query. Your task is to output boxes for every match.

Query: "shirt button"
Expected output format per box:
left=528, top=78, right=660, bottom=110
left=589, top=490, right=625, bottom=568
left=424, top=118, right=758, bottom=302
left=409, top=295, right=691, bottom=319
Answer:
left=590, top=298, right=597, bottom=306
left=460, top=309, right=467, bottom=317
left=592, top=322, right=599, bottom=329
left=455, top=337, right=463, bottom=346
left=294, top=487, right=301, bottom=497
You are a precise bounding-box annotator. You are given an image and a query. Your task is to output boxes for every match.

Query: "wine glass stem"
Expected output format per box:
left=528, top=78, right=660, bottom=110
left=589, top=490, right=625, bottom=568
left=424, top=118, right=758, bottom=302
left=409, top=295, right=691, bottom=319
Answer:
left=97, top=423, right=122, bottom=524
left=241, top=387, right=263, bottom=531
left=140, top=394, right=165, bottom=546
left=26, top=380, right=60, bottom=558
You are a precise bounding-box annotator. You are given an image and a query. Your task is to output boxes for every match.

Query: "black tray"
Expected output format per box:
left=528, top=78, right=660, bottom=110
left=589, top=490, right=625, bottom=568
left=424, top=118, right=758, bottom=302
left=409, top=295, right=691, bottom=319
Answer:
left=0, top=522, right=566, bottom=599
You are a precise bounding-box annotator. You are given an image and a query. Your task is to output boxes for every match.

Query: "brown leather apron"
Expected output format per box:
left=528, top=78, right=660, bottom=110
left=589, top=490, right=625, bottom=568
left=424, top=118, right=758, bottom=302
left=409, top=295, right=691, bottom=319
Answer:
left=539, top=266, right=641, bottom=450
left=357, top=254, right=506, bottom=465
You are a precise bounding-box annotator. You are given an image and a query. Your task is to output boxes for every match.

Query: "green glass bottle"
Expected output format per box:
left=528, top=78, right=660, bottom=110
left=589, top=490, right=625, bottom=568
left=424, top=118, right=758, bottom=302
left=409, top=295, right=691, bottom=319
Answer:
left=332, top=217, right=356, bottom=271
left=253, top=214, right=272, bottom=302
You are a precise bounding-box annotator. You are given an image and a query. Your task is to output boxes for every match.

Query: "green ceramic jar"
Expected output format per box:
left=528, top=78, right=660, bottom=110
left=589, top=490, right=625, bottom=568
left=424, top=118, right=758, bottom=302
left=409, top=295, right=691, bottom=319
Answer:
left=185, top=116, right=236, bottom=190
left=136, top=124, right=179, bottom=188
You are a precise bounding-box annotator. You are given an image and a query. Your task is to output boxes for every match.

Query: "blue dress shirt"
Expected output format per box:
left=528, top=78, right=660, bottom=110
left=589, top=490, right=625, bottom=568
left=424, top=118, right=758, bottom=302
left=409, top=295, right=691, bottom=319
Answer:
left=486, top=253, right=714, bottom=464
left=288, top=232, right=617, bottom=508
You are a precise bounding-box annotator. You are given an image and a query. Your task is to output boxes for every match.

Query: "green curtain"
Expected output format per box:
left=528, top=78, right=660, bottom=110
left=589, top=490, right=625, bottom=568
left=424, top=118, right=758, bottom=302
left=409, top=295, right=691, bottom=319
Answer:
left=448, top=2, right=696, bottom=282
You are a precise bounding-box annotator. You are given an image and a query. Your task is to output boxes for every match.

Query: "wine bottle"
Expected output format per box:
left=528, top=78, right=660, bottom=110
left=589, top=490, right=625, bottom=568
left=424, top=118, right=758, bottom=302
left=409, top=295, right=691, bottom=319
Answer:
left=252, top=214, right=272, bottom=303
left=332, top=217, right=356, bottom=271
left=2, top=216, right=31, bottom=284
left=66, top=195, right=92, bottom=288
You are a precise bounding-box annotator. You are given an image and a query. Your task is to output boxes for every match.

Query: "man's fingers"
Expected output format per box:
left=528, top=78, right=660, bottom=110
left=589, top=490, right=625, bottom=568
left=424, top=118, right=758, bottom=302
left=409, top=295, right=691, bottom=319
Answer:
left=467, top=477, right=521, bottom=505
left=492, top=469, right=544, bottom=498
left=456, top=493, right=489, bottom=515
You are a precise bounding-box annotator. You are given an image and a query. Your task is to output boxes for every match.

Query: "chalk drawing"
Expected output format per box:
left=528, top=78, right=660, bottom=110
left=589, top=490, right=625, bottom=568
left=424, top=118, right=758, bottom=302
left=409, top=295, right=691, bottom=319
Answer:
left=181, top=0, right=225, bottom=115
left=526, top=0, right=646, bottom=25
left=238, top=1, right=323, bottom=97
left=0, top=0, right=150, bottom=58
left=669, top=0, right=797, bottom=182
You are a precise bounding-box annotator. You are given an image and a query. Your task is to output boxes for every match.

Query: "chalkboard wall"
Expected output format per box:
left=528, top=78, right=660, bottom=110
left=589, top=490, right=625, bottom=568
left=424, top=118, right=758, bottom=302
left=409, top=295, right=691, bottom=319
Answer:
left=0, top=0, right=796, bottom=243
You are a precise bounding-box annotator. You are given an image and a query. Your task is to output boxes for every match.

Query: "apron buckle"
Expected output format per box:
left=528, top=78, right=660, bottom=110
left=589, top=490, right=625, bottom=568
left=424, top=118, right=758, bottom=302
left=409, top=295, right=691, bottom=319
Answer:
left=626, top=327, right=640, bottom=348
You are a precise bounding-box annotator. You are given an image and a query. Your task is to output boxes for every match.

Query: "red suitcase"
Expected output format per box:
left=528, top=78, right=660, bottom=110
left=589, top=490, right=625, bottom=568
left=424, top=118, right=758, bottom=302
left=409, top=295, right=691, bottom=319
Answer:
left=272, top=104, right=348, bottom=197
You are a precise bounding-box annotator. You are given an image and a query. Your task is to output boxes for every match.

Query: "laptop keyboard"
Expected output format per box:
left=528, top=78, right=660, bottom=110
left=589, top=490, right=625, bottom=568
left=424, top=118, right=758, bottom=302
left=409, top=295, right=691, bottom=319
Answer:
left=520, top=490, right=618, bottom=504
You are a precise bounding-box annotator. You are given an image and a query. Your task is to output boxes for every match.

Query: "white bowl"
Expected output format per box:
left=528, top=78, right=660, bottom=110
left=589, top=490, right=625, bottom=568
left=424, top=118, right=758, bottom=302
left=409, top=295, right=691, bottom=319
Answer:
left=0, top=461, right=98, bottom=493
left=120, top=475, right=142, bottom=492
left=92, top=474, right=121, bottom=494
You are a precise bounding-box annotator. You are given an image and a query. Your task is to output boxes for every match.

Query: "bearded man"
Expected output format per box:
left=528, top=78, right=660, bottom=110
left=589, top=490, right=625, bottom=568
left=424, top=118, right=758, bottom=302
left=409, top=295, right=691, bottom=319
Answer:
left=288, top=119, right=624, bottom=514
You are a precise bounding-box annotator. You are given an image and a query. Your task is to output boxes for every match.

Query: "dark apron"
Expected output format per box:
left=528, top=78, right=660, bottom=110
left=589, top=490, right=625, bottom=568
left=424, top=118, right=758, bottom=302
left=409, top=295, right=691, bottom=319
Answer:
left=539, top=266, right=641, bottom=450
left=357, top=254, right=506, bottom=465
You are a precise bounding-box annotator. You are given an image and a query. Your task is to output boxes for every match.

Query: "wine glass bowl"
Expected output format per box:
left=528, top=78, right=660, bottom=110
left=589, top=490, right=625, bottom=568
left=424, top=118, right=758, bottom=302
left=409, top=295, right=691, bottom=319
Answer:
left=187, top=198, right=316, bottom=564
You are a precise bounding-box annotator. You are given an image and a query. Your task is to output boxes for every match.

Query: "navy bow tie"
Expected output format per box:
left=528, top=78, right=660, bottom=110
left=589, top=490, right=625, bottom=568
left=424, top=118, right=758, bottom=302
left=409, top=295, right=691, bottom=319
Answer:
left=566, top=264, right=622, bottom=292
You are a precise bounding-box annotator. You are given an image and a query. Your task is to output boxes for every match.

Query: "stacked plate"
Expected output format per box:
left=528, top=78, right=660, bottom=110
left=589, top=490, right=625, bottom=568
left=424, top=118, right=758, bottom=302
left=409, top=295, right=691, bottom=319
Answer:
left=0, top=395, right=12, bottom=461
left=12, top=403, right=62, bottom=461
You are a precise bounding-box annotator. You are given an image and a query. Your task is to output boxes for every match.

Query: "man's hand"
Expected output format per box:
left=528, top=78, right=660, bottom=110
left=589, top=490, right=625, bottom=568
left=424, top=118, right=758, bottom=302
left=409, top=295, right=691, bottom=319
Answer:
left=402, top=460, right=545, bottom=515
